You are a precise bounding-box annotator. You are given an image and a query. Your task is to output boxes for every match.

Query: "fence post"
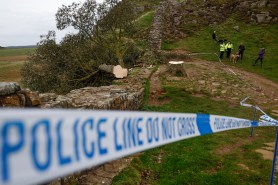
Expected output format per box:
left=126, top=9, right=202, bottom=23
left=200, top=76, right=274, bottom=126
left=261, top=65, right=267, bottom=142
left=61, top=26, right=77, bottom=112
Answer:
left=270, top=127, right=278, bottom=185
left=250, top=107, right=257, bottom=137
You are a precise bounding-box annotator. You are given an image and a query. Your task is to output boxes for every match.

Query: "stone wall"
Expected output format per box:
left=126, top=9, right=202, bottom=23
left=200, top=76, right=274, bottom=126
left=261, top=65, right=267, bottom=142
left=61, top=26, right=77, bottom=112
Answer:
left=0, top=83, right=144, bottom=111
left=149, top=0, right=166, bottom=51
left=0, top=82, right=40, bottom=107
left=40, top=84, right=144, bottom=110
left=1, top=67, right=150, bottom=110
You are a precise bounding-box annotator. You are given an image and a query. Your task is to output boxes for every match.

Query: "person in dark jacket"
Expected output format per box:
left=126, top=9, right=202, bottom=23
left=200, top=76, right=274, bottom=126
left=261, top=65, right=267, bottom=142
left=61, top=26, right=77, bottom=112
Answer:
left=253, top=48, right=265, bottom=67
left=212, top=31, right=217, bottom=42
left=238, top=43, right=245, bottom=60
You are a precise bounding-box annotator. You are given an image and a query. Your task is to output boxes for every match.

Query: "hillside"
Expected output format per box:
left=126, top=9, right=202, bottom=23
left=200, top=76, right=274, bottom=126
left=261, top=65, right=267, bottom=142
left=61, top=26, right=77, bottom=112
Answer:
left=110, top=0, right=278, bottom=184
left=1, top=0, right=278, bottom=184
left=131, top=0, right=278, bottom=82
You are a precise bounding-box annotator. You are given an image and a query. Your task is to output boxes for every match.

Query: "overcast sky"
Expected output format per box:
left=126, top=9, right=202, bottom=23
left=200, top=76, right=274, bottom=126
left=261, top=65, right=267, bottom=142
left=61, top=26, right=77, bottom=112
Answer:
left=0, top=0, right=103, bottom=47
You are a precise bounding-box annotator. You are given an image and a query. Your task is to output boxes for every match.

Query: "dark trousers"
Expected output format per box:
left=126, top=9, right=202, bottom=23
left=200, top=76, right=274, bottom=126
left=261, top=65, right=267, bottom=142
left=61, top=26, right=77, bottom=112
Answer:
left=254, top=57, right=263, bottom=67
left=239, top=50, right=244, bottom=60
left=220, top=51, right=224, bottom=59
left=226, top=48, right=232, bottom=58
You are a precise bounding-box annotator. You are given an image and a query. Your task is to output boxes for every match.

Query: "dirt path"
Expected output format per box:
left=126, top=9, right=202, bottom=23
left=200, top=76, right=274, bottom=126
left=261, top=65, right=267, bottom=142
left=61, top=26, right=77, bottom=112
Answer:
left=148, top=66, right=168, bottom=106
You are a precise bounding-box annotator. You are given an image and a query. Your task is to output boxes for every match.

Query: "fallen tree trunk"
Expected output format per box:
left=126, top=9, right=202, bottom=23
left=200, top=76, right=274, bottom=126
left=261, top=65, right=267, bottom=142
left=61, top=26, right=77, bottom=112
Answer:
left=99, top=64, right=128, bottom=79
left=99, top=64, right=114, bottom=73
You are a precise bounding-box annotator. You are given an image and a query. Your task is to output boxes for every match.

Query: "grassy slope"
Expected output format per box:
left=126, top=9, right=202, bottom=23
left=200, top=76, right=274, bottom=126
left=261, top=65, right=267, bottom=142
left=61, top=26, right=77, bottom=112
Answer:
left=133, top=10, right=155, bottom=49
left=162, top=22, right=278, bottom=83
left=113, top=86, right=276, bottom=185
left=113, top=5, right=278, bottom=184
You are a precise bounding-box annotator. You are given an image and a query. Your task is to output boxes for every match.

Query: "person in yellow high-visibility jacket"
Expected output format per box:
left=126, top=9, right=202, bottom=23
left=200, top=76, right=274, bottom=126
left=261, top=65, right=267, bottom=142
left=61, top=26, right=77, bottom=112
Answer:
left=225, top=41, right=233, bottom=58
left=219, top=41, right=225, bottom=59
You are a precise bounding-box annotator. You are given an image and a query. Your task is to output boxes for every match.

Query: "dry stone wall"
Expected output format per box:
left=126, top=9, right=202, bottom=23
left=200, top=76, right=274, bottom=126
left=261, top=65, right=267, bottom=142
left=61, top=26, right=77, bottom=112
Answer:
left=0, top=83, right=144, bottom=110
left=40, top=84, right=144, bottom=110
left=149, top=0, right=166, bottom=51
left=1, top=68, right=151, bottom=110
left=0, top=82, right=40, bottom=107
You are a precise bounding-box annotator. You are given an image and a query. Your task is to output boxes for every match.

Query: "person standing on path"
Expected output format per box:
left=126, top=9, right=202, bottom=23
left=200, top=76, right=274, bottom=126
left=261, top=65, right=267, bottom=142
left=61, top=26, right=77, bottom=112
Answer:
left=226, top=41, right=233, bottom=59
left=238, top=43, right=245, bottom=60
left=212, top=31, right=217, bottom=42
left=219, top=41, right=225, bottom=59
left=253, top=48, right=265, bottom=67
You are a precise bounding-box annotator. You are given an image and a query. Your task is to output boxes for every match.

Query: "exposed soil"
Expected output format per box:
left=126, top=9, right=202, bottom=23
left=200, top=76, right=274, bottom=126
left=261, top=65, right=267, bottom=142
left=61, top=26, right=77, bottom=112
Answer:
left=256, top=142, right=275, bottom=160
left=148, top=65, right=169, bottom=106
left=237, top=163, right=253, bottom=171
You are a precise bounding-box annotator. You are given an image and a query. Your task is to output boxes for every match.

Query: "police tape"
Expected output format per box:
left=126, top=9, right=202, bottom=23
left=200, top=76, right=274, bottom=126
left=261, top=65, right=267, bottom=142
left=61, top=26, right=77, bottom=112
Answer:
left=0, top=109, right=276, bottom=185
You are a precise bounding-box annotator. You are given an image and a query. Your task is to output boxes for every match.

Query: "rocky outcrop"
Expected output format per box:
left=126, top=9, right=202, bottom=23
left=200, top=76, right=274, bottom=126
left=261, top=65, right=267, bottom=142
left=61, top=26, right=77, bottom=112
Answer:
left=149, top=0, right=277, bottom=51
left=252, top=11, right=273, bottom=23
left=159, top=0, right=278, bottom=40
left=163, top=0, right=185, bottom=40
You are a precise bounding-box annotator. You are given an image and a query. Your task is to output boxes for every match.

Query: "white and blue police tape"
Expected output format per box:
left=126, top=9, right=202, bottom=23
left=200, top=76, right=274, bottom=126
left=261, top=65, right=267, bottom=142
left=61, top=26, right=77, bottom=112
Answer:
left=260, top=115, right=278, bottom=126
left=0, top=109, right=276, bottom=185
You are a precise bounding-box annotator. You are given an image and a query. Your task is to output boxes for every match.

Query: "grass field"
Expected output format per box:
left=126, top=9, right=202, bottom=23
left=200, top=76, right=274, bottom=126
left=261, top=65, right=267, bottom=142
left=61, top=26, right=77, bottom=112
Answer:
left=112, top=86, right=276, bottom=185
left=0, top=61, right=26, bottom=82
left=0, top=47, right=34, bottom=82
left=162, top=22, right=278, bottom=83
left=0, top=47, right=35, bottom=57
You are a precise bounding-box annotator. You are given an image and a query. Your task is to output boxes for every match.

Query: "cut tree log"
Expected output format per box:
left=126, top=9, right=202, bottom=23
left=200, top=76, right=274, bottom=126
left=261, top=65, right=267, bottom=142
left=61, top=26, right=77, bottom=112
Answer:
left=113, top=65, right=128, bottom=78
left=99, top=64, right=128, bottom=79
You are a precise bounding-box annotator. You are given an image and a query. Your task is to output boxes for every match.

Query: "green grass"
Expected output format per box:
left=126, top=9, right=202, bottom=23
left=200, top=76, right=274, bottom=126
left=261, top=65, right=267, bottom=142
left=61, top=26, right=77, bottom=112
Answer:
left=136, top=11, right=155, bottom=29
left=114, top=128, right=275, bottom=185
left=162, top=22, right=278, bottom=83
left=143, top=86, right=253, bottom=118
left=112, top=86, right=276, bottom=185
left=0, top=61, right=25, bottom=82
left=0, top=47, right=35, bottom=57
left=143, top=79, right=150, bottom=106
left=133, top=10, right=155, bottom=50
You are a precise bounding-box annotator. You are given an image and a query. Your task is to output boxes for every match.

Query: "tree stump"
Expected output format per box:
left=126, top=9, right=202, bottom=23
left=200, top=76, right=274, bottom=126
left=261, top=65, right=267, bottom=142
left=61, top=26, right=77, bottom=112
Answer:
left=168, top=61, right=187, bottom=77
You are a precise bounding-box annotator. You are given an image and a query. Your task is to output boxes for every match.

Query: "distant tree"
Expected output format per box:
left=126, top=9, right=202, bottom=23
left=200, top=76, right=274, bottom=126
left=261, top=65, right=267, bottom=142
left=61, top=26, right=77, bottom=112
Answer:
left=21, top=0, right=140, bottom=93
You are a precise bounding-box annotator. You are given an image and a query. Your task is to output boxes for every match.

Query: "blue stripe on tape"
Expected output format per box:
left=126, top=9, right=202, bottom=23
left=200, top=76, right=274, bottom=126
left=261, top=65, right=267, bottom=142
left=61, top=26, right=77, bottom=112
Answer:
left=251, top=121, right=258, bottom=127
left=196, top=114, right=213, bottom=135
